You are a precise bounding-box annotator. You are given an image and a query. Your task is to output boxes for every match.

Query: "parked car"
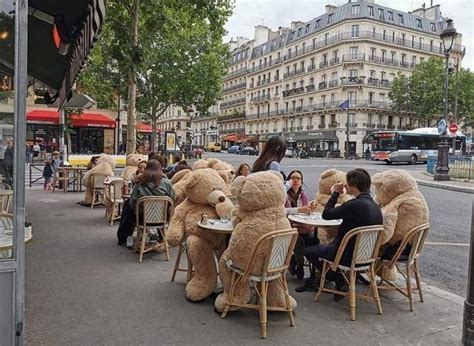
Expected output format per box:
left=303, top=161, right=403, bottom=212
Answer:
left=240, top=146, right=259, bottom=156
left=205, top=142, right=222, bottom=152
left=285, top=149, right=294, bottom=158
left=227, top=145, right=240, bottom=154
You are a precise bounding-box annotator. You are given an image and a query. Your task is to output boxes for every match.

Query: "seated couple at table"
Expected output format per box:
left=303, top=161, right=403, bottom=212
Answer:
left=295, top=169, right=383, bottom=300
left=116, top=160, right=175, bottom=247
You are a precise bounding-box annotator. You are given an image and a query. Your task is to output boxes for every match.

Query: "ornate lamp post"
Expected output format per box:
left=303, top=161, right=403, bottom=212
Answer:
left=289, top=113, right=295, bottom=140
left=434, top=19, right=457, bottom=181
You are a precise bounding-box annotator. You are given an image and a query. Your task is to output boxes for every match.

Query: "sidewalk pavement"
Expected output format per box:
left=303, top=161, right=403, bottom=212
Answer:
left=25, top=190, right=464, bottom=345
left=410, top=170, right=474, bottom=194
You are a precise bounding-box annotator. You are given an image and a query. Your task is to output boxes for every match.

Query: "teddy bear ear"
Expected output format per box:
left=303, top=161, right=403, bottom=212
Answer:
left=371, top=172, right=384, bottom=186
left=320, top=169, right=337, bottom=179
left=207, top=158, right=218, bottom=168
left=231, top=176, right=246, bottom=196
left=218, top=170, right=229, bottom=183
left=185, top=171, right=202, bottom=189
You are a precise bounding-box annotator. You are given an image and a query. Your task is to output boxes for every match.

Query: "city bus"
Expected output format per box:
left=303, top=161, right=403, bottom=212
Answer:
left=370, top=128, right=466, bottom=165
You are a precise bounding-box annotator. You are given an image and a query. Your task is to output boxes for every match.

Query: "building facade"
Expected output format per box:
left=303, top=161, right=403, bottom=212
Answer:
left=193, top=0, right=465, bottom=156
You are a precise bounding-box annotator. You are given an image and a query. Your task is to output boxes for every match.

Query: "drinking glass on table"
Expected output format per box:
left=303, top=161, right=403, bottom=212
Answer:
left=310, top=211, right=318, bottom=219
left=220, top=214, right=230, bottom=223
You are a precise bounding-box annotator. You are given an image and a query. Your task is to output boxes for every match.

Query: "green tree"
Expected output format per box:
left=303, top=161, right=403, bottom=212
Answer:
left=78, top=0, right=233, bottom=154
left=136, top=0, right=232, bottom=151
left=389, top=57, right=474, bottom=128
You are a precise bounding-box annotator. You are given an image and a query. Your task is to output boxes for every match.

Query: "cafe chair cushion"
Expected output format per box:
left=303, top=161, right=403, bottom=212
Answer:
left=372, top=169, right=429, bottom=280
left=215, top=171, right=297, bottom=313
left=311, top=169, right=353, bottom=244
left=167, top=168, right=234, bottom=301
left=82, top=154, right=115, bottom=205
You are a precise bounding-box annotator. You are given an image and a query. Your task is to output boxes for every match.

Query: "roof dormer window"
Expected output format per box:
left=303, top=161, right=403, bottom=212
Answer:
left=352, top=5, right=360, bottom=15
left=416, top=18, right=422, bottom=29
left=327, top=13, right=333, bottom=24
left=368, top=6, right=374, bottom=16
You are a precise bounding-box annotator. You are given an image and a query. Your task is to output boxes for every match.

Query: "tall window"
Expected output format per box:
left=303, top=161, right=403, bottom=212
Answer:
left=327, top=13, right=333, bottom=24
left=398, top=14, right=404, bottom=24
left=388, top=11, right=393, bottom=21
left=349, top=69, right=358, bottom=78
left=368, top=6, right=374, bottom=16
left=352, top=5, right=360, bottom=15
left=349, top=47, right=358, bottom=58
left=416, top=19, right=422, bottom=29
left=370, top=47, right=376, bottom=59
left=351, top=25, right=360, bottom=37
left=378, top=8, right=384, bottom=19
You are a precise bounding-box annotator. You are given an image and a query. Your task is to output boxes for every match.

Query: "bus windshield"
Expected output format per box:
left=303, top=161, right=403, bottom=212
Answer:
left=373, top=132, right=398, bottom=151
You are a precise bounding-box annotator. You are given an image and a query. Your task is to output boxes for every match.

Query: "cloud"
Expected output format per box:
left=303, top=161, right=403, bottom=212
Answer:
left=225, top=0, right=473, bottom=70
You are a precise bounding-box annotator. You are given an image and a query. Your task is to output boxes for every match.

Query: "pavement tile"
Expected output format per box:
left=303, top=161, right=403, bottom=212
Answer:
left=25, top=189, right=464, bottom=345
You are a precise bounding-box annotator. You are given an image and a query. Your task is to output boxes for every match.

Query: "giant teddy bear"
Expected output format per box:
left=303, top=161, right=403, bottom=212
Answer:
left=121, top=154, right=147, bottom=181
left=215, top=171, right=296, bottom=313
left=170, top=168, right=193, bottom=206
left=82, top=154, right=116, bottom=205
left=167, top=169, right=234, bottom=301
left=192, top=158, right=234, bottom=195
left=372, top=169, right=429, bottom=280
left=310, top=169, right=352, bottom=244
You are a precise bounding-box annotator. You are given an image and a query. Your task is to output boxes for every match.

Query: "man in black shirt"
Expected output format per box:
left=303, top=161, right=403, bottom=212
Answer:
left=299, top=168, right=383, bottom=299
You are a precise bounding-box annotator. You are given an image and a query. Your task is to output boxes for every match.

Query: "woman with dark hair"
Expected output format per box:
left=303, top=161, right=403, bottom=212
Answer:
left=167, top=160, right=192, bottom=179
left=234, top=163, right=250, bottom=180
left=117, top=159, right=175, bottom=246
left=285, top=170, right=318, bottom=280
left=251, top=136, right=287, bottom=173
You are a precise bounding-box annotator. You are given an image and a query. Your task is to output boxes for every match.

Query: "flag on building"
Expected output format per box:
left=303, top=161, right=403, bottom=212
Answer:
left=339, top=100, right=350, bottom=110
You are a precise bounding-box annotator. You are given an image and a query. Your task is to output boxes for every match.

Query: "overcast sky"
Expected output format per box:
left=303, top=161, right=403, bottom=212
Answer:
left=224, top=0, right=474, bottom=70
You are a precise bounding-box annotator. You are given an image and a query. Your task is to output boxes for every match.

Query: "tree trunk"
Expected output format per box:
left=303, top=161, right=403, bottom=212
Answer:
left=126, top=0, right=140, bottom=156
left=151, top=116, right=157, bottom=153
left=66, top=131, right=72, bottom=159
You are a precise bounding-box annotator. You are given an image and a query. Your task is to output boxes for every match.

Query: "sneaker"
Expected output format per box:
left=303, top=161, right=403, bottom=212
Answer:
left=126, top=236, right=133, bottom=249
left=295, top=265, right=305, bottom=280
left=295, top=277, right=317, bottom=293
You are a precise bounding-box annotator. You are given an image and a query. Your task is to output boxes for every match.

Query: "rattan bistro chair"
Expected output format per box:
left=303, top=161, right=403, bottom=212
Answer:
left=90, top=173, right=107, bottom=209
left=134, top=196, right=174, bottom=263
left=171, top=241, right=194, bottom=283
left=220, top=228, right=298, bottom=339
left=377, top=223, right=430, bottom=311
left=105, top=179, right=126, bottom=226
left=315, top=225, right=385, bottom=321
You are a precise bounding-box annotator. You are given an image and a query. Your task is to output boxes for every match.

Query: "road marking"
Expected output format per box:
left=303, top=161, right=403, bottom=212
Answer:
left=425, top=241, right=470, bottom=247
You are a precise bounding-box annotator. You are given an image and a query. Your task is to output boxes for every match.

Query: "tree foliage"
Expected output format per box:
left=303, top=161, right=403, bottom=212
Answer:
left=78, top=0, right=233, bottom=152
left=389, top=57, right=474, bottom=128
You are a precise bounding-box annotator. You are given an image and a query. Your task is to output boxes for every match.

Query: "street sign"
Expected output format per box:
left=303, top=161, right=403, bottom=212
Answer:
left=449, top=123, right=458, bottom=134
left=437, top=119, right=447, bottom=134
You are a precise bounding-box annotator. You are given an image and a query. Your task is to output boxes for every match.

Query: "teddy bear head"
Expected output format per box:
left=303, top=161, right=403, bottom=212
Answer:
left=372, top=169, right=418, bottom=206
left=96, top=154, right=116, bottom=169
left=318, top=169, right=347, bottom=195
left=231, top=171, right=285, bottom=212
left=126, top=153, right=145, bottom=166
left=192, top=159, right=210, bottom=170
left=184, top=168, right=227, bottom=205
left=206, top=158, right=235, bottom=184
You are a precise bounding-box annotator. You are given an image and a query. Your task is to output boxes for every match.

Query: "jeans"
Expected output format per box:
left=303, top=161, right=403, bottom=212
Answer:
left=305, top=243, right=344, bottom=283
left=293, top=232, right=319, bottom=266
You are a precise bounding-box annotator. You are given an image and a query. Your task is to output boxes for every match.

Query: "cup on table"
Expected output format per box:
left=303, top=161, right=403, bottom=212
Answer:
left=220, top=214, right=229, bottom=223
left=310, top=211, right=318, bottom=220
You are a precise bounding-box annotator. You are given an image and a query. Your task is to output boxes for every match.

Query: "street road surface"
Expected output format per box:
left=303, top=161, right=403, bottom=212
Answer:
left=204, top=152, right=472, bottom=297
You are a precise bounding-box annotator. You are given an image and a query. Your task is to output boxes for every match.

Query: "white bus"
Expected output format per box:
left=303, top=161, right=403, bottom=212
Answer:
left=370, top=128, right=466, bottom=165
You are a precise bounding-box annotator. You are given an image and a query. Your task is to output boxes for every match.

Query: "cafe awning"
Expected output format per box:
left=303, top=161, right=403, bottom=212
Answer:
left=223, top=134, right=238, bottom=141
left=136, top=122, right=153, bottom=133
left=27, top=109, right=115, bottom=128
left=0, top=0, right=106, bottom=107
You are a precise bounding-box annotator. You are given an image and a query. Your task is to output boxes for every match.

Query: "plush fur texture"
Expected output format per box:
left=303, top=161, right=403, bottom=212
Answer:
left=167, top=169, right=234, bottom=301
left=372, top=169, right=429, bottom=280
left=214, top=171, right=296, bottom=313
left=311, top=169, right=352, bottom=244
left=192, top=158, right=235, bottom=195
left=82, top=155, right=116, bottom=204
left=171, top=169, right=193, bottom=206
left=120, top=154, right=147, bottom=181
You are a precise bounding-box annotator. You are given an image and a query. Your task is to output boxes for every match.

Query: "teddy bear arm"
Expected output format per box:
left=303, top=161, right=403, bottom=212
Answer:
left=381, top=207, right=398, bottom=244
left=167, top=200, right=190, bottom=246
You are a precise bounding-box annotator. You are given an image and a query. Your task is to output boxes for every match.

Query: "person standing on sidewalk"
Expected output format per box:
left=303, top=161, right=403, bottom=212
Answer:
left=251, top=135, right=287, bottom=178
left=3, top=138, right=14, bottom=187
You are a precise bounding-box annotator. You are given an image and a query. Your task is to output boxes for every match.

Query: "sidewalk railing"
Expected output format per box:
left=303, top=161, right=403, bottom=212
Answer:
left=426, top=155, right=473, bottom=181
left=29, top=164, right=44, bottom=187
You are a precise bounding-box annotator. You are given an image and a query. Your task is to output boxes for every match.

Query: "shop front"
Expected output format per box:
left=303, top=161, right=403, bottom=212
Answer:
left=222, top=133, right=247, bottom=149
left=288, top=130, right=339, bottom=158
left=26, top=110, right=116, bottom=154
left=136, top=122, right=153, bottom=153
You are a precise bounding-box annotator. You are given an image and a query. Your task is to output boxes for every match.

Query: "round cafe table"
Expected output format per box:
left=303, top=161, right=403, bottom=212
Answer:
left=288, top=213, right=342, bottom=227
left=198, top=218, right=233, bottom=235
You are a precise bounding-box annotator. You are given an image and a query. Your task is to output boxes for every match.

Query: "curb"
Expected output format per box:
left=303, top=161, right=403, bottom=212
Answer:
left=415, top=179, right=474, bottom=194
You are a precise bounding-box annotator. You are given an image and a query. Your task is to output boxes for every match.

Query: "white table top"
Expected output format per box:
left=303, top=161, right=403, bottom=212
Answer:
left=198, top=219, right=233, bottom=234
left=288, top=213, right=342, bottom=227
left=104, top=176, right=125, bottom=184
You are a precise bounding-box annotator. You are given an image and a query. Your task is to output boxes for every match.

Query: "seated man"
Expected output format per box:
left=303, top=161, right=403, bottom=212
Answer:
left=300, top=169, right=382, bottom=299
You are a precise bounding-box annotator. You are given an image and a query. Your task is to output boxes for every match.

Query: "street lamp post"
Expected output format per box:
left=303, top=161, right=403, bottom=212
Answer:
left=434, top=19, right=457, bottom=181
left=289, top=113, right=295, bottom=140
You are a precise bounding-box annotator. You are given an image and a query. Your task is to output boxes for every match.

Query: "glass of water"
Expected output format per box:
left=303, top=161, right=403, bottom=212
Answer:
left=220, top=214, right=229, bottom=223
left=310, top=211, right=318, bottom=220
